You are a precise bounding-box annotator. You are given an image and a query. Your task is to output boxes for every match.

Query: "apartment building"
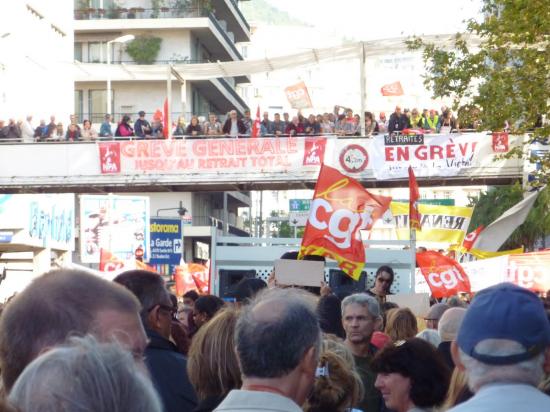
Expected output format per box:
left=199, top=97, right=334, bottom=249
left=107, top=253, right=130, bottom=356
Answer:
left=73, top=0, right=250, bottom=123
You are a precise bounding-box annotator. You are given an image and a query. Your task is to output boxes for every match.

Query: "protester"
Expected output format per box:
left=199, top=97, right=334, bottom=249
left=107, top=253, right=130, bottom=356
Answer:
left=270, top=113, right=286, bottom=136
left=388, top=106, right=409, bottom=134
left=204, top=113, right=222, bottom=135
left=233, top=277, right=267, bottom=305
left=65, top=122, right=81, bottom=141
left=437, top=307, right=466, bottom=369
left=215, top=288, right=320, bottom=412
left=341, top=293, right=383, bottom=412
left=183, top=289, right=200, bottom=309
left=440, top=369, right=472, bottom=411
left=193, top=295, right=225, bottom=329
left=285, top=116, right=305, bottom=136
left=81, top=119, right=98, bottom=140
left=8, top=335, right=162, bottom=412
left=0, top=269, right=146, bottom=393
left=366, top=265, right=395, bottom=304
left=99, top=114, right=113, bottom=137
left=21, top=115, right=34, bottom=142
left=169, top=294, right=190, bottom=355
left=424, top=302, right=450, bottom=330
left=304, top=350, right=363, bottom=412
left=187, top=308, right=241, bottom=412
left=173, top=116, right=187, bottom=136
left=113, top=270, right=197, bottom=412
left=416, top=328, right=442, bottom=347
left=385, top=308, right=418, bottom=343
left=372, top=338, right=451, bottom=412
left=222, top=110, right=246, bottom=137
left=134, top=110, right=151, bottom=138
left=115, top=115, right=134, bottom=137
left=448, top=283, right=550, bottom=411
left=186, top=115, right=203, bottom=136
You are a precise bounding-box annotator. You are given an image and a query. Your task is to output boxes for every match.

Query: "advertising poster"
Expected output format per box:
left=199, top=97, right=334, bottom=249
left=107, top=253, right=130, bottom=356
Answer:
left=80, top=195, right=150, bottom=263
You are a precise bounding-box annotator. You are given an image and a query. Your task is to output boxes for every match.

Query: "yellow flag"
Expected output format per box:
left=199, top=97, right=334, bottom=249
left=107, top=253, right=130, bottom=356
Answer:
left=468, top=247, right=524, bottom=259
left=390, top=202, right=473, bottom=244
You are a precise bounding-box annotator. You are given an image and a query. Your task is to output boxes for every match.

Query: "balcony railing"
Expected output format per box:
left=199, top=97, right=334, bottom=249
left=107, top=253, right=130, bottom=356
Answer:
left=207, top=13, right=242, bottom=59
left=228, top=0, right=250, bottom=31
left=74, top=6, right=208, bottom=20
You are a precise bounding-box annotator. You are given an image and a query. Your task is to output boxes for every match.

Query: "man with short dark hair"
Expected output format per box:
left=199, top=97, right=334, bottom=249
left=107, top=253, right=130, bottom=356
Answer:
left=0, top=269, right=146, bottom=393
left=215, top=288, right=321, bottom=412
left=270, top=113, right=286, bottom=136
left=99, top=114, right=113, bottom=137
left=388, top=105, right=410, bottom=134
left=134, top=111, right=151, bottom=138
left=114, top=270, right=197, bottom=412
left=342, top=293, right=383, bottom=412
left=449, top=283, right=550, bottom=411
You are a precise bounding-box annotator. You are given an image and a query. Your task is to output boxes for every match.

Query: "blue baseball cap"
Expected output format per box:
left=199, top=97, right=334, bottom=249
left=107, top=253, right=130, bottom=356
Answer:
left=457, top=282, right=550, bottom=365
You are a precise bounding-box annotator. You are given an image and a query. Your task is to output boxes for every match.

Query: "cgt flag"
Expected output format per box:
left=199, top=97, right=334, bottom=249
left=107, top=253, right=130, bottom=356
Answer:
left=381, top=81, right=404, bottom=96
left=299, top=164, right=392, bottom=280
left=462, top=226, right=484, bottom=251
left=417, top=251, right=471, bottom=298
left=408, top=166, right=421, bottom=231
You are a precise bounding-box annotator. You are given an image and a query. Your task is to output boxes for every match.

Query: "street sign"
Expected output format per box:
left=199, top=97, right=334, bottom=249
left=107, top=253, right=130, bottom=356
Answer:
left=289, top=199, right=311, bottom=227
left=149, top=218, right=183, bottom=265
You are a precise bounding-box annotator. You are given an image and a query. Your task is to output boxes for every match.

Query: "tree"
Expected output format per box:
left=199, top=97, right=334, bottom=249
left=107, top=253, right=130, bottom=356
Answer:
left=468, top=183, right=550, bottom=250
left=408, top=0, right=549, bottom=184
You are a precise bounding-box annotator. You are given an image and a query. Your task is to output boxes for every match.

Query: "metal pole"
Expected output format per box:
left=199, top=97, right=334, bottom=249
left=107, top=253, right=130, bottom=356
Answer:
left=107, top=41, right=112, bottom=116
left=259, top=191, right=263, bottom=237
left=222, top=192, right=228, bottom=236
left=359, top=42, right=367, bottom=136
left=410, top=227, right=417, bottom=293
left=166, top=65, right=172, bottom=139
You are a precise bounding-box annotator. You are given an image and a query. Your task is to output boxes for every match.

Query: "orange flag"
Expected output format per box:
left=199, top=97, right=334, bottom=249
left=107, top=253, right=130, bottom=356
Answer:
left=381, top=81, right=404, bottom=96
left=299, top=164, right=392, bottom=280
left=408, top=166, right=421, bottom=231
left=251, top=105, right=261, bottom=138
left=417, top=251, right=471, bottom=298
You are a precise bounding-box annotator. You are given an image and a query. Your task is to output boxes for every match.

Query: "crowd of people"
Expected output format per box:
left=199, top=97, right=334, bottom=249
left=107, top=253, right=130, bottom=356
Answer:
left=0, top=254, right=549, bottom=412
left=0, top=105, right=470, bottom=143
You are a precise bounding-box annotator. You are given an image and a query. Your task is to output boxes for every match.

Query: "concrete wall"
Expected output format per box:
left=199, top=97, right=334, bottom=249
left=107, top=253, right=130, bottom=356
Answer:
left=1, top=1, right=74, bottom=121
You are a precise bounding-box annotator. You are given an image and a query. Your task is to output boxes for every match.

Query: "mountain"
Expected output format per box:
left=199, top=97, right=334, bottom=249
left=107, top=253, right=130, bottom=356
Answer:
left=239, top=0, right=309, bottom=26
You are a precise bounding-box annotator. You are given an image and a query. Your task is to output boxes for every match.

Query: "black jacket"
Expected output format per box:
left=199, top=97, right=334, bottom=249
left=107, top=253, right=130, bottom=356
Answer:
left=145, top=329, right=197, bottom=412
left=222, top=118, right=247, bottom=135
left=388, top=113, right=410, bottom=134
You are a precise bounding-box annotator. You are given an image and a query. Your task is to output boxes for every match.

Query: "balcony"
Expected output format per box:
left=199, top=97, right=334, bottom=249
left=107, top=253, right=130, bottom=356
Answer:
left=193, top=77, right=248, bottom=114
left=211, top=0, right=250, bottom=42
left=74, top=7, right=243, bottom=61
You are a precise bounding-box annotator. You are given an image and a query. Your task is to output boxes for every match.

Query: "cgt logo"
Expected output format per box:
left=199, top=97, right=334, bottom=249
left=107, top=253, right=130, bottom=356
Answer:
left=427, top=267, right=467, bottom=290
left=308, top=197, right=374, bottom=249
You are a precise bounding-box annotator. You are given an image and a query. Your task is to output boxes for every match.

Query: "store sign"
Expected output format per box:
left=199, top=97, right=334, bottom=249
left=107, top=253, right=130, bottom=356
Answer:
left=0, top=194, right=75, bottom=250
left=149, top=218, right=182, bottom=265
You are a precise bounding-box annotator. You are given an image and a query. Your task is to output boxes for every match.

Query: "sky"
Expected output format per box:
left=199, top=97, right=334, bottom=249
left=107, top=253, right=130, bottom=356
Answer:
left=264, top=0, right=483, bottom=41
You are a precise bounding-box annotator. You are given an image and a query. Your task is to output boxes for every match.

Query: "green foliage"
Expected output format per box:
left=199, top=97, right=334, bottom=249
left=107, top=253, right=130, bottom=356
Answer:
left=407, top=0, right=550, bottom=183
left=151, top=0, right=165, bottom=18
left=468, top=183, right=550, bottom=250
left=240, top=0, right=309, bottom=26
left=125, top=36, right=162, bottom=64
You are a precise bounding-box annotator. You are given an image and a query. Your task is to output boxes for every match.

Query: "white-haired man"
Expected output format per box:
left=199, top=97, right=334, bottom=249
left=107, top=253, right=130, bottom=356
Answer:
left=449, top=283, right=550, bottom=411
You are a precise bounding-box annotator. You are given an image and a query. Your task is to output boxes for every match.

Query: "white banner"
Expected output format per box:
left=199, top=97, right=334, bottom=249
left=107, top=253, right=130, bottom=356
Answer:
left=368, top=133, right=519, bottom=180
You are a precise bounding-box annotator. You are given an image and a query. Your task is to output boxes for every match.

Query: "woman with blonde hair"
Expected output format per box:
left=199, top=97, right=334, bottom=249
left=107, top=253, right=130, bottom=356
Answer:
left=187, top=308, right=241, bottom=412
left=304, top=350, right=363, bottom=412
left=439, top=368, right=472, bottom=411
left=385, top=308, right=418, bottom=343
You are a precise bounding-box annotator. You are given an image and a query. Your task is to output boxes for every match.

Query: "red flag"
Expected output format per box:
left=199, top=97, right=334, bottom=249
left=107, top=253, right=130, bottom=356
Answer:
left=381, top=81, right=404, bottom=96
left=163, top=98, right=169, bottom=138
left=462, top=226, right=484, bottom=251
left=299, top=164, right=392, bottom=280
left=417, top=251, right=471, bottom=298
left=99, top=249, right=125, bottom=272
left=408, top=166, right=421, bottom=231
left=174, top=263, right=209, bottom=296
left=251, top=105, right=261, bottom=138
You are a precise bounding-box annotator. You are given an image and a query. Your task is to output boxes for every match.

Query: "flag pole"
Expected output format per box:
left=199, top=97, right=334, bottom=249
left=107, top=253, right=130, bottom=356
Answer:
left=410, top=226, right=416, bottom=293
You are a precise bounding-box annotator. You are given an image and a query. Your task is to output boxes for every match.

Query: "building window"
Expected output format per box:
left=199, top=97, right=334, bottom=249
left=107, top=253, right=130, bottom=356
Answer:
left=74, top=42, right=83, bottom=62
left=74, top=90, right=83, bottom=123
left=88, top=89, right=113, bottom=123
left=88, top=42, right=113, bottom=63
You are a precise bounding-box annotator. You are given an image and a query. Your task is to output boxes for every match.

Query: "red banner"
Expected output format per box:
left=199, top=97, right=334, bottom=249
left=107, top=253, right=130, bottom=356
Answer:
left=492, top=132, right=509, bottom=153
left=99, top=249, right=125, bottom=272
left=98, top=142, right=121, bottom=174
left=506, top=251, right=550, bottom=292
left=462, top=226, right=484, bottom=251
left=381, top=81, right=404, bottom=96
left=408, top=166, right=421, bottom=230
left=417, top=251, right=472, bottom=298
left=252, top=105, right=261, bottom=138
left=174, top=263, right=210, bottom=296
left=299, top=164, right=392, bottom=280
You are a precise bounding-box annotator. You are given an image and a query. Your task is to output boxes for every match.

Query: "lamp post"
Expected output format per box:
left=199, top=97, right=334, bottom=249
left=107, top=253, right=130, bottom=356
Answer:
left=106, top=34, right=134, bottom=117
